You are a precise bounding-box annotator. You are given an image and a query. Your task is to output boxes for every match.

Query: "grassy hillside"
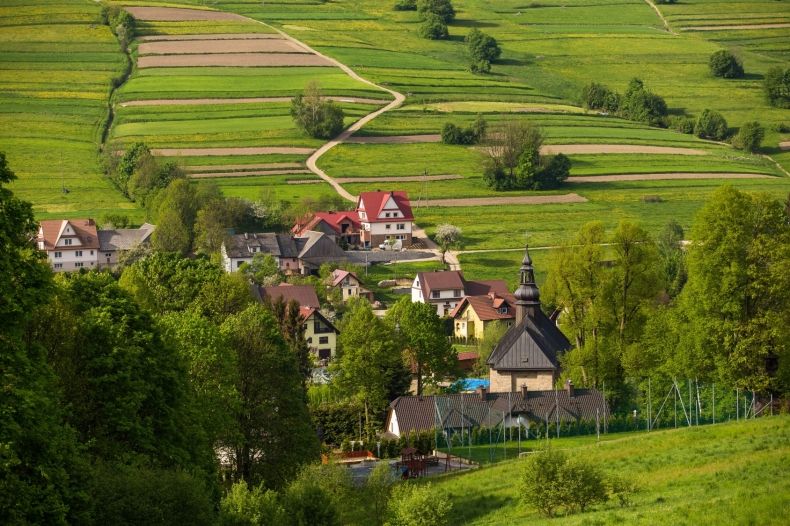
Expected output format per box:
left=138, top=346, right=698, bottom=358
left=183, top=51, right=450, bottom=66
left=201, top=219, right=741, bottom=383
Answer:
left=0, top=0, right=134, bottom=219
left=431, top=416, right=790, bottom=525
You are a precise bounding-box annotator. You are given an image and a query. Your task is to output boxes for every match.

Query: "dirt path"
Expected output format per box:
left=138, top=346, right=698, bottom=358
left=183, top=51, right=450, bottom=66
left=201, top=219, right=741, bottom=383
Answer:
left=568, top=172, right=773, bottom=182
left=120, top=96, right=387, bottom=107
left=779, top=141, right=790, bottom=151
left=683, top=23, right=790, bottom=31
left=125, top=7, right=249, bottom=21
left=642, top=0, right=676, bottom=34
left=419, top=194, right=588, bottom=207
left=335, top=174, right=462, bottom=183
left=185, top=162, right=303, bottom=172
left=137, top=34, right=281, bottom=41
left=138, top=53, right=331, bottom=68
left=152, top=147, right=315, bottom=156
left=138, top=39, right=307, bottom=55
left=188, top=169, right=311, bottom=179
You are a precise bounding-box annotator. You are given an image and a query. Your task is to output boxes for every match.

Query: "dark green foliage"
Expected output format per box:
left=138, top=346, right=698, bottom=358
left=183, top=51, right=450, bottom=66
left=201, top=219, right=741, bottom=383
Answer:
left=418, top=13, right=449, bottom=40
left=668, top=115, right=696, bottom=134
left=733, top=121, right=765, bottom=152
left=709, top=50, right=744, bottom=79
left=221, top=305, right=319, bottom=488
left=441, top=116, right=486, bottom=145
left=465, top=29, right=501, bottom=73
left=90, top=463, right=215, bottom=526
left=417, top=0, right=455, bottom=22
left=268, top=298, right=312, bottom=387
left=694, top=108, right=728, bottom=140
left=657, top=220, right=687, bottom=298
left=310, top=399, right=365, bottom=446
left=291, top=82, right=345, bottom=139
left=764, top=66, right=790, bottom=108
left=113, top=141, right=151, bottom=197
left=535, top=153, right=571, bottom=189
left=220, top=482, right=286, bottom=526
left=620, top=78, right=668, bottom=127
left=394, top=0, right=417, bottom=10
left=580, top=82, right=620, bottom=112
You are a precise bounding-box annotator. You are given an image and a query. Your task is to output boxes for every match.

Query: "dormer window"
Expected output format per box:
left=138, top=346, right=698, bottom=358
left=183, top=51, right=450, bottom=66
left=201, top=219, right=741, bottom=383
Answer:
left=64, top=238, right=72, bottom=246
left=385, top=212, right=391, bottom=218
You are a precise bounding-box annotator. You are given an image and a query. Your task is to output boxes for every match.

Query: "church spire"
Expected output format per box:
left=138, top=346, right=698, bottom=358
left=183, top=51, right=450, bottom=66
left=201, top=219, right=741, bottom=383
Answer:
left=514, top=245, right=540, bottom=323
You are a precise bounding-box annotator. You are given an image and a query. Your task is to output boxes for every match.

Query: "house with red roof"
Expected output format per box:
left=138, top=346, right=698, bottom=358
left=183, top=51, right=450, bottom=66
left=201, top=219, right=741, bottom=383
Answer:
left=291, top=210, right=361, bottom=247
left=411, top=269, right=509, bottom=316
left=356, top=190, right=414, bottom=248
left=36, top=219, right=100, bottom=272
left=450, top=291, right=516, bottom=341
left=328, top=269, right=374, bottom=302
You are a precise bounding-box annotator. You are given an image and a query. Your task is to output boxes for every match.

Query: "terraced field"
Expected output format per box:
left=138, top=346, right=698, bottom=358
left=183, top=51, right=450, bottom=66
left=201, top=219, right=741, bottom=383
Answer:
left=0, top=0, right=131, bottom=218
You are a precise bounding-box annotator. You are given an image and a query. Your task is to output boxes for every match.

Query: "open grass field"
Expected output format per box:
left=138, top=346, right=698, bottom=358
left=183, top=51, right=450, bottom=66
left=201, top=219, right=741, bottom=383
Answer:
left=430, top=416, right=790, bottom=525
left=0, top=0, right=137, bottom=219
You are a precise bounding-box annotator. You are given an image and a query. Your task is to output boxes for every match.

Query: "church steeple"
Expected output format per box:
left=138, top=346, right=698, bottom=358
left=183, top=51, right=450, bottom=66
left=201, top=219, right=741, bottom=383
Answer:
left=514, top=245, right=540, bottom=322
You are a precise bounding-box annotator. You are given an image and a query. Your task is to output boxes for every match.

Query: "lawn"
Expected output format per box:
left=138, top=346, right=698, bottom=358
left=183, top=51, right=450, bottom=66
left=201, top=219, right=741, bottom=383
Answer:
left=431, top=416, right=790, bottom=525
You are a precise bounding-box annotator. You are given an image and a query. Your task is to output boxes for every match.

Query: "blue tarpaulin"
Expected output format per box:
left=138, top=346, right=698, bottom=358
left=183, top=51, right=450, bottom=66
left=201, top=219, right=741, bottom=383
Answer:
left=453, top=378, right=490, bottom=391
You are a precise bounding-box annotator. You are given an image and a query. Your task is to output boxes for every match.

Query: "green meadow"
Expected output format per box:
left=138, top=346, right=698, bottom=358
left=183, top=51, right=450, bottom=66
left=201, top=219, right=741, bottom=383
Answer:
left=429, top=416, right=790, bottom=525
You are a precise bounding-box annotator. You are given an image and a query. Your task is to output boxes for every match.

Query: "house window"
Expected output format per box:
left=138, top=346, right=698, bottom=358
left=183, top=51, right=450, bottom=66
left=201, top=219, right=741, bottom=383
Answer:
left=90, top=250, right=94, bottom=256
left=499, top=307, right=508, bottom=314
left=64, top=238, right=72, bottom=246
left=453, top=289, right=462, bottom=297
left=431, top=291, right=440, bottom=299
left=237, top=261, right=243, bottom=268
left=393, top=212, right=399, bottom=217
left=385, top=224, right=391, bottom=230
left=54, top=263, right=62, bottom=269
left=319, top=336, right=329, bottom=344
left=74, top=262, right=83, bottom=268
left=75, top=250, right=83, bottom=257
left=385, top=212, right=391, bottom=218
left=307, top=337, right=313, bottom=344
left=54, top=251, right=62, bottom=258
left=105, top=252, right=112, bottom=257
left=348, top=289, right=353, bottom=295
left=397, top=223, right=405, bottom=230
left=318, top=348, right=331, bottom=360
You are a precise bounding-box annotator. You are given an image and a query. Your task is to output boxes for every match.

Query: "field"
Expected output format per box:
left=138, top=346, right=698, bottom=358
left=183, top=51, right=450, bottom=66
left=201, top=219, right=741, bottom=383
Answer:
left=0, top=0, right=133, bottom=219
left=431, top=416, right=790, bottom=525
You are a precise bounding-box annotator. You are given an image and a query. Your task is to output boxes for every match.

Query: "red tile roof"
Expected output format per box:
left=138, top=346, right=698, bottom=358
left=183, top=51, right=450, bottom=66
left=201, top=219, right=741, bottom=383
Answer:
left=292, top=211, right=361, bottom=236
left=330, top=269, right=361, bottom=287
left=450, top=292, right=516, bottom=321
left=357, top=191, right=413, bottom=223
left=37, top=219, right=99, bottom=250
left=457, top=351, right=479, bottom=361
left=261, top=284, right=320, bottom=309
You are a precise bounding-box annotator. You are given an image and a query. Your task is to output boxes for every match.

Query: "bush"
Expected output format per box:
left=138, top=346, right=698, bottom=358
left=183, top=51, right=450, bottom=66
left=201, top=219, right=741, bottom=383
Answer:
left=394, top=0, right=417, bottom=10
left=620, top=78, right=667, bottom=127
left=441, top=117, right=486, bottom=145
left=417, top=0, right=455, bottom=23
left=695, top=109, right=728, bottom=140
left=732, top=121, right=764, bottom=152
left=388, top=483, right=452, bottom=526
left=580, top=82, right=620, bottom=112
left=536, top=153, right=571, bottom=189
left=764, top=66, right=790, bottom=108
left=220, top=482, right=285, bottom=526
left=668, top=115, right=695, bottom=134
left=291, top=82, right=345, bottom=139
left=466, top=29, right=501, bottom=73
left=709, top=50, right=744, bottom=79
left=418, top=13, right=449, bottom=39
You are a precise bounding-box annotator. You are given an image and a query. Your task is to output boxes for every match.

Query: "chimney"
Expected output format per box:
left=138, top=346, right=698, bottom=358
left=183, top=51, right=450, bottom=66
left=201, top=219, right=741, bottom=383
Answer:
left=521, top=384, right=528, bottom=397
left=565, top=379, right=574, bottom=398
left=477, top=386, right=487, bottom=400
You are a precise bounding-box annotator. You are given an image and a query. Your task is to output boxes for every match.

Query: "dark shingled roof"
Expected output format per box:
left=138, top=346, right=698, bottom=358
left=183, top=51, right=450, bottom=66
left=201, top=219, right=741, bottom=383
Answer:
left=487, top=308, right=571, bottom=371
left=388, top=389, right=608, bottom=435
left=260, top=284, right=320, bottom=309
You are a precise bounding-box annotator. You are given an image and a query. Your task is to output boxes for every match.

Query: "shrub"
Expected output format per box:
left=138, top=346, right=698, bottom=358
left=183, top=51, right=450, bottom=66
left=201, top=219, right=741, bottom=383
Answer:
left=709, top=50, right=744, bottom=79
left=668, top=115, right=695, bottom=134
left=417, top=0, right=455, bottom=23
left=562, top=458, right=608, bottom=512
left=733, top=121, right=764, bottom=152
left=580, top=82, right=620, bottom=112
left=220, top=482, right=285, bottom=526
left=466, top=29, right=501, bottom=73
left=536, top=153, right=571, bottom=189
left=388, top=483, right=452, bottom=526
left=291, top=82, right=345, bottom=139
left=764, top=66, right=790, bottom=108
left=620, top=78, right=667, bottom=127
left=418, top=13, right=449, bottom=39
left=441, top=117, right=486, bottom=145
left=695, top=109, right=728, bottom=140
left=394, top=0, right=417, bottom=10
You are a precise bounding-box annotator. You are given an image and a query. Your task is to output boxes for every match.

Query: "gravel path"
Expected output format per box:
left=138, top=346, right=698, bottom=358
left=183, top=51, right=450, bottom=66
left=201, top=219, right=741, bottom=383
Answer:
left=152, top=147, right=315, bottom=156
left=120, top=96, right=388, bottom=107
left=185, top=162, right=303, bottom=172
left=138, top=53, right=331, bottom=68
left=682, top=23, right=790, bottom=31
left=125, top=7, right=248, bottom=21
left=188, top=169, right=311, bottom=179
left=567, top=172, right=773, bottom=182
left=138, top=39, right=306, bottom=55
left=421, top=194, right=588, bottom=207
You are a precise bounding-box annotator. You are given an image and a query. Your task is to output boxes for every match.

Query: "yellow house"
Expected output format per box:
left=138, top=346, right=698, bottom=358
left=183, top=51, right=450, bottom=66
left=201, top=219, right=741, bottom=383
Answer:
left=451, top=292, right=516, bottom=341
left=301, top=307, right=339, bottom=363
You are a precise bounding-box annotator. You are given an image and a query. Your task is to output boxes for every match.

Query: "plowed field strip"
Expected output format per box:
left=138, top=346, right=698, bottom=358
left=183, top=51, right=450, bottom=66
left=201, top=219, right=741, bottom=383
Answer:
left=153, top=147, right=315, bottom=156
left=138, top=53, right=331, bottom=68
left=125, top=7, right=248, bottom=21
left=119, top=96, right=388, bottom=107
left=137, top=34, right=282, bottom=41
left=138, top=39, right=306, bottom=55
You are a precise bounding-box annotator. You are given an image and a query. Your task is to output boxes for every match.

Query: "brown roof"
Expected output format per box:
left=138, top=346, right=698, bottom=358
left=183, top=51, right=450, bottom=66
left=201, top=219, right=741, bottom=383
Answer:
left=466, top=279, right=509, bottom=296
left=37, top=219, right=99, bottom=250
left=260, top=284, right=320, bottom=309
left=330, top=269, right=361, bottom=287
left=450, top=292, right=516, bottom=321
left=388, top=389, right=608, bottom=435
left=417, top=271, right=509, bottom=302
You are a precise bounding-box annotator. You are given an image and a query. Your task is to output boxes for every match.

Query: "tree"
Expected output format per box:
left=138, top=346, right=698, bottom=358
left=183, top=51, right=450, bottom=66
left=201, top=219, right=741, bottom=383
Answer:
left=150, top=178, right=200, bottom=253
left=0, top=152, right=90, bottom=524
left=434, top=223, right=461, bottom=264
left=417, top=0, right=455, bottom=22
left=291, top=81, right=345, bottom=139
left=465, top=29, right=501, bottom=73
left=733, top=121, right=764, bottom=152
left=483, top=121, right=543, bottom=189
left=365, top=461, right=398, bottom=526
left=417, top=13, right=449, bottom=40
left=194, top=197, right=248, bottom=255
left=268, top=297, right=312, bottom=388
left=386, top=297, right=457, bottom=395
left=221, top=305, right=319, bottom=487
left=473, top=320, right=510, bottom=375
left=656, top=220, right=687, bottom=298
left=241, top=253, right=283, bottom=285
left=220, top=481, right=285, bottom=526
left=694, top=108, right=728, bottom=140
left=709, top=50, right=744, bottom=79
left=153, top=207, right=192, bottom=254
left=763, top=66, right=790, bottom=108
left=620, top=78, right=667, bottom=127
left=441, top=117, right=486, bottom=145
left=100, top=212, right=130, bottom=228
left=580, top=82, right=620, bottom=112
left=333, top=300, right=408, bottom=435
left=113, top=141, right=150, bottom=196
left=394, top=0, right=417, bottom=10
left=388, top=483, right=452, bottom=526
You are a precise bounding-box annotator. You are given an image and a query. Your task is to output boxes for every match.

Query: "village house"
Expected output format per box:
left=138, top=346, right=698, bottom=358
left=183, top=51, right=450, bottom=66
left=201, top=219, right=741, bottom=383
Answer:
left=357, top=190, right=414, bottom=248
left=292, top=210, right=361, bottom=247
left=411, top=269, right=509, bottom=316
left=487, top=246, right=571, bottom=392
left=328, top=269, right=374, bottom=303
left=221, top=231, right=347, bottom=275
left=450, top=291, right=516, bottom=341
left=36, top=219, right=100, bottom=272
left=97, top=223, right=155, bottom=268
left=256, top=284, right=340, bottom=362
left=383, top=382, right=608, bottom=439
